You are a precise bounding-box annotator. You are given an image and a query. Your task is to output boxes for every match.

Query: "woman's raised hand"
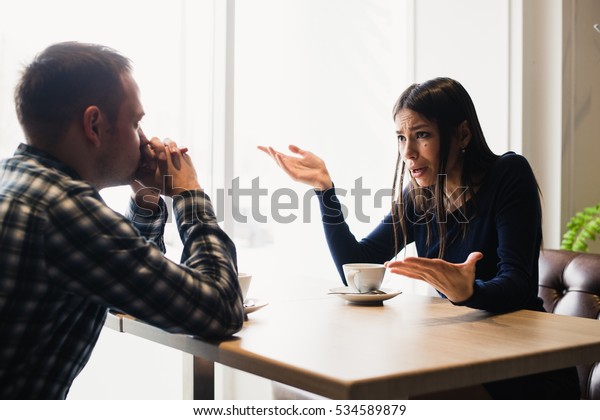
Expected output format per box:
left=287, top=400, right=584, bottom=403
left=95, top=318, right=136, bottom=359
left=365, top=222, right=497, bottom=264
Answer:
left=257, top=144, right=333, bottom=191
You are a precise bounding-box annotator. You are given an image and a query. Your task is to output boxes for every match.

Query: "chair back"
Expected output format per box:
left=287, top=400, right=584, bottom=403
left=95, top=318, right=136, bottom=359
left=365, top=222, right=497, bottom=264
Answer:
left=538, top=249, right=600, bottom=399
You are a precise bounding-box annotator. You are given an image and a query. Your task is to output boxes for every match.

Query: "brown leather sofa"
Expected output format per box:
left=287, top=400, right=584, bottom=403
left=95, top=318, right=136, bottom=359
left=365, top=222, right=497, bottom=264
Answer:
left=538, top=249, right=600, bottom=399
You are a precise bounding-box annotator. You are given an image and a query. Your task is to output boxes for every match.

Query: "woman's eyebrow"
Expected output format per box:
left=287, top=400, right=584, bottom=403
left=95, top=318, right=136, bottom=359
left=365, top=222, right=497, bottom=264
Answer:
left=396, top=123, right=430, bottom=134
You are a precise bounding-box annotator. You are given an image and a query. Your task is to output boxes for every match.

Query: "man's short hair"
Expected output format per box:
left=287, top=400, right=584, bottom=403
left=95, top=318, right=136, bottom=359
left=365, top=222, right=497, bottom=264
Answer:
left=14, top=41, right=132, bottom=144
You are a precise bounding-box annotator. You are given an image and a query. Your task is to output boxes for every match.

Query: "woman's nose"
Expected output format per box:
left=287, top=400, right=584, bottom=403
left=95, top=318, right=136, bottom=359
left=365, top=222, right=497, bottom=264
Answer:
left=402, top=138, right=418, bottom=160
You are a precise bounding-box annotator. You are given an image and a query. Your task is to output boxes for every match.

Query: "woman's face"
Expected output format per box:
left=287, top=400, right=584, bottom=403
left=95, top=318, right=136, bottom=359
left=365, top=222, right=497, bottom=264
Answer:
left=394, top=108, right=466, bottom=189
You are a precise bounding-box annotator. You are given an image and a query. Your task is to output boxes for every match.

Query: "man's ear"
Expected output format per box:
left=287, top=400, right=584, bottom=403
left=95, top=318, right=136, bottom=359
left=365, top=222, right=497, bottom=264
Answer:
left=82, top=106, right=103, bottom=147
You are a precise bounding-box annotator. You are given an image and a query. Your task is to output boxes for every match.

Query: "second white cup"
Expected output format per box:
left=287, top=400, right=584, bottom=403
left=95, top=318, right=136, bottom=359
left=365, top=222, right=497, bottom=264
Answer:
left=237, top=272, right=252, bottom=301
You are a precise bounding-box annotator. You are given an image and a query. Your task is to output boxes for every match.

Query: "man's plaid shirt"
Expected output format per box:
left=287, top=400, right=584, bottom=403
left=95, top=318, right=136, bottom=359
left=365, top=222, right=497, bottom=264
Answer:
left=0, top=144, right=244, bottom=399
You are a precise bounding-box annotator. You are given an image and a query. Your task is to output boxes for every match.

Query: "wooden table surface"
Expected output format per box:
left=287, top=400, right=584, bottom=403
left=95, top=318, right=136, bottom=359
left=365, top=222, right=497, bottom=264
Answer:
left=109, top=292, right=600, bottom=399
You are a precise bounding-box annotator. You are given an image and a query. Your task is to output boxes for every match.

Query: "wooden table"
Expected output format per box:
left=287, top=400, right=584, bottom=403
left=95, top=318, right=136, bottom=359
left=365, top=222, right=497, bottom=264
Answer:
left=106, top=292, right=600, bottom=399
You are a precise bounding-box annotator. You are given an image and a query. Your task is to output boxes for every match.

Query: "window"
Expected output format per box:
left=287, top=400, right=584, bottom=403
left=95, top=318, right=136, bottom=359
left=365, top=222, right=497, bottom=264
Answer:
left=232, top=0, right=410, bottom=301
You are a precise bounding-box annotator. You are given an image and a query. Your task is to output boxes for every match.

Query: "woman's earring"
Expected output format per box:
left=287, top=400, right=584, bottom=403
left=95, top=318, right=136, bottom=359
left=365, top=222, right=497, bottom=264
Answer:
left=461, top=147, right=466, bottom=154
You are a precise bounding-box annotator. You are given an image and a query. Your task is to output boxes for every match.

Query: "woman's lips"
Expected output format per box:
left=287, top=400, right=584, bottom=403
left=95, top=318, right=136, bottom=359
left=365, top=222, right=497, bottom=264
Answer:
left=411, top=167, right=426, bottom=178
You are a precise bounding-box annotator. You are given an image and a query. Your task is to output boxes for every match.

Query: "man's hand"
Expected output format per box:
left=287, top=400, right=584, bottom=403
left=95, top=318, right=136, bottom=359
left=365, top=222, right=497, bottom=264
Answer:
left=134, top=136, right=201, bottom=197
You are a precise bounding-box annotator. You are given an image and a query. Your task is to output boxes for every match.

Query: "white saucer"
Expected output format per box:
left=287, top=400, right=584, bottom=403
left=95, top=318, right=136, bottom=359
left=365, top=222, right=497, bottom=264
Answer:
left=244, top=298, right=268, bottom=315
left=328, top=287, right=402, bottom=304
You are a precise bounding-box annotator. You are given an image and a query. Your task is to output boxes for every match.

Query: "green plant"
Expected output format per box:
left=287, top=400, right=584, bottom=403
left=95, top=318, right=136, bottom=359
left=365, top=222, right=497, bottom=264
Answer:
left=561, top=203, right=600, bottom=252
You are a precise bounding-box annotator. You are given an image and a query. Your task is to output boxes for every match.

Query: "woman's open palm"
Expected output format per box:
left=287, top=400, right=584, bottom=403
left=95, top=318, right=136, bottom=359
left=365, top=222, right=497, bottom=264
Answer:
left=385, top=252, right=484, bottom=303
left=257, top=144, right=333, bottom=191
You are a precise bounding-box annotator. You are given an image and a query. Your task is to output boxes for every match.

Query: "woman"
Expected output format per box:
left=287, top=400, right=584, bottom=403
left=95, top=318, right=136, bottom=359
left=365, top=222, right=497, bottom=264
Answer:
left=259, top=77, right=579, bottom=399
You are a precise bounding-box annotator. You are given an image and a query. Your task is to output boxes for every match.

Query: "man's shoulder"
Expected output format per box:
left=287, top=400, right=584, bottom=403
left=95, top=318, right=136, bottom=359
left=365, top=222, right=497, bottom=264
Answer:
left=0, top=155, right=96, bottom=206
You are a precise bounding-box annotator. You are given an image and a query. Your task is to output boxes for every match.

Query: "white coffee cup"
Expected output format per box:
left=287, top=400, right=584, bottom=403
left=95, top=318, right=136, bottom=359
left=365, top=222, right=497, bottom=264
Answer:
left=237, top=272, right=252, bottom=301
left=342, top=263, right=386, bottom=293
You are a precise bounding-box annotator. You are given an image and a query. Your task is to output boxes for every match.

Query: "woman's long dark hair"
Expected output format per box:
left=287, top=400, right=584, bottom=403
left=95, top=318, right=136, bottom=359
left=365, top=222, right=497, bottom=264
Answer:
left=391, top=77, right=499, bottom=258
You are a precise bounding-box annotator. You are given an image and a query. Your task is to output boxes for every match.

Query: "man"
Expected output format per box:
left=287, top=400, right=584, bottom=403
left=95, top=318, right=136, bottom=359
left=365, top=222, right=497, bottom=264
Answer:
left=0, top=42, right=244, bottom=399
